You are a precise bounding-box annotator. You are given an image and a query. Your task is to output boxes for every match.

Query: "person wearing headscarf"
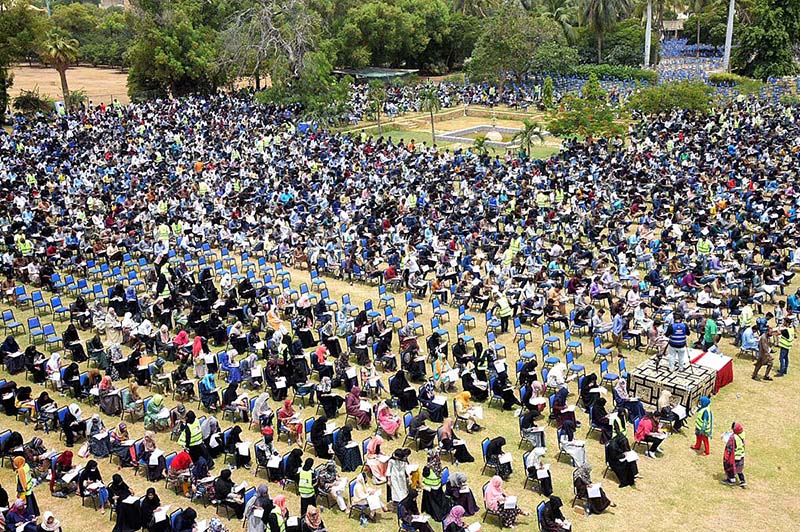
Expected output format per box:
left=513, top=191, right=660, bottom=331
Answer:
left=0, top=335, right=21, bottom=365
left=141, top=487, right=168, bottom=532
left=144, top=393, right=169, bottom=431
left=573, top=463, right=613, bottom=514
left=278, top=398, right=303, bottom=444
left=389, top=370, right=419, bottom=412
left=78, top=460, right=110, bottom=513
left=445, top=472, right=479, bottom=516
left=605, top=432, right=638, bottom=488
left=439, top=417, right=474, bottom=463
left=215, top=468, right=245, bottom=518
left=87, top=413, right=112, bottom=457
left=141, top=431, right=166, bottom=481
left=524, top=446, right=553, bottom=496
left=443, top=504, right=469, bottom=532
left=485, top=437, right=512, bottom=480
left=398, top=488, right=435, bottom=532
left=251, top=392, right=273, bottom=429
left=243, top=483, right=272, bottom=532
left=657, top=389, right=685, bottom=431
left=315, top=376, right=344, bottom=418
left=50, top=450, right=75, bottom=497
left=172, top=507, right=197, bottom=532
left=591, top=397, right=615, bottom=443
left=553, top=387, right=577, bottom=429
left=63, top=402, right=86, bottom=447
left=267, top=493, right=289, bottom=532
left=376, top=400, right=401, bottom=438
left=558, top=419, right=587, bottom=466
left=45, top=352, right=63, bottom=392
left=309, top=415, right=333, bottom=459
left=227, top=425, right=252, bottom=469
left=14, top=456, right=39, bottom=516
left=387, top=448, right=412, bottom=504
left=318, top=460, right=348, bottom=511
left=483, top=476, right=529, bottom=528
left=63, top=323, right=87, bottom=362
left=453, top=391, right=482, bottom=433
left=579, top=373, right=600, bottom=411
left=351, top=470, right=387, bottom=521
left=408, top=410, right=437, bottom=450
left=301, top=505, right=325, bottom=532
left=364, top=435, right=389, bottom=482
left=722, top=422, right=746, bottom=487
left=97, top=375, right=121, bottom=416
left=5, top=499, right=38, bottom=532
left=420, top=466, right=451, bottom=521
left=613, top=377, right=647, bottom=419
left=492, top=372, right=520, bottom=410
left=199, top=372, right=220, bottom=410
left=37, top=511, right=62, bottom=532
left=106, top=308, right=123, bottom=344
left=541, top=496, right=571, bottom=532
left=167, top=450, right=195, bottom=497
left=222, top=381, right=250, bottom=423
left=201, top=415, right=223, bottom=458
left=690, top=396, right=713, bottom=456
left=345, top=386, right=372, bottom=428
left=109, top=473, right=133, bottom=514
left=333, top=425, right=362, bottom=472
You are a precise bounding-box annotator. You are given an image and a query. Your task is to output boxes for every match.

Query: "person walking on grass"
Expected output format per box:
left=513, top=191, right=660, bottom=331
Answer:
left=722, top=422, right=746, bottom=488
left=690, top=396, right=713, bottom=456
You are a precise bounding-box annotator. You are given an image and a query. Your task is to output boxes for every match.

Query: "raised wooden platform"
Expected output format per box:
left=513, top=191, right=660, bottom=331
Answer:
left=630, top=355, right=717, bottom=413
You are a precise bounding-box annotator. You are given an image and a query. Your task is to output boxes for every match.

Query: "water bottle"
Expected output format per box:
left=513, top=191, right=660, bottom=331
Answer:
left=360, top=515, right=368, bottom=527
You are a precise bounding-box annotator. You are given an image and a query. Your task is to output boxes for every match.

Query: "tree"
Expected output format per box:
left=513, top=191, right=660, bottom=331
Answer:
left=472, top=135, right=490, bottom=156
left=548, top=72, right=626, bottom=137
left=579, top=0, right=632, bottom=63
left=451, top=0, right=497, bottom=17
left=733, top=0, right=797, bottom=79
left=418, top=84, right=441, bottom=145
left=692, top=0, right=709, bottom=55
left=367, top=80, right=387, bottom=135
left=627, top=80, right=712, bottom=114
left=218, top=0, right=320, bottom=89
left=468, top=7, right=574, bottom=84
left=538, top=0, right=578, bottom=43
left=40, top=30, right=79, bottom=112
left=512, top=118, right=546, bottom=158
left=542, top=76, right=554, bottom=107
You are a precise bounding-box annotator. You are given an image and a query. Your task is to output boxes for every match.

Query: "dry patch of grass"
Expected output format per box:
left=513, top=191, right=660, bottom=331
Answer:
left=10, top=65, right=130, bottom=105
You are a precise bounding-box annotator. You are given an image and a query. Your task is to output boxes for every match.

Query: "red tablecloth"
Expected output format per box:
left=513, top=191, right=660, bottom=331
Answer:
left=690, top=349, right=734, bottom=394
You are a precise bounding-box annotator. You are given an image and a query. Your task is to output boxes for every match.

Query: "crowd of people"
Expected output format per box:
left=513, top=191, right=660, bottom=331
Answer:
left=0, top=71, right=797, bottom=532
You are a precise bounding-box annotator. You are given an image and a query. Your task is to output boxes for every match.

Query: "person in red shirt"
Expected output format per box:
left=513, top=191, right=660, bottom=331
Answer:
left=634, top=412, right=666, bottom=458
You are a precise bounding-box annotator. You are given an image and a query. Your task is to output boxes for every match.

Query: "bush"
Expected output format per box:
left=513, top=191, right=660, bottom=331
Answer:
left=707, top=72, right=763, bottom=94
left=13, top=88, right=53, bottom=115
left=780, top=94, right=800, bottom=106
left=67, top=90, right=87, bottom=109
left=627, top=81, right=713, bottom=115
left=547, top=73, right=628, bottom=138
left=572, top=64, right=658, bottom=83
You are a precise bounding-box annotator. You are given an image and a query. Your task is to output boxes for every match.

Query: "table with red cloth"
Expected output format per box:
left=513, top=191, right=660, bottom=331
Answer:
left=690, top=349, right=734, bottom=394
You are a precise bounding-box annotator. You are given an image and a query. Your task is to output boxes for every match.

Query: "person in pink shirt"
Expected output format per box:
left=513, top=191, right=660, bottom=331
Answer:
left=634, top=412, right=666, bottom=458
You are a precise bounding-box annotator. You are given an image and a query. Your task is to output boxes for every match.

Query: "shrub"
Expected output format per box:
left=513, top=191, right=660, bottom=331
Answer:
left=13, top=88, right=54, bottom=115
left=627, top=81, right=713, bottom=115
left=707, top=72, right=763, bottom=94
left=780, top=94, right=800, bottom=106
left=547, top=73, right=628, bottom=138
left=572, top=64, right=658, bottom=83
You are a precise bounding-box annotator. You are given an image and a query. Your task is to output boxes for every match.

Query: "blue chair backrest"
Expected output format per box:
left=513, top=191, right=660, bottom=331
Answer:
left=601, top=360, right=609, bottom=374
left=403, top=412, right=412, bottom=429
left=304, top=417, right=315, bottom=435
left=481, top=438, right=490, bottom=460
left=170, top=509, right=183, bottom=530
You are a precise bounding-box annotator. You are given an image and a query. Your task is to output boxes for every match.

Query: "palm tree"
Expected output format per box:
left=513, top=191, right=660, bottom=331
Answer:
left=367, top=81, right=387, bottom=136
left=540, top=0, right=579, bottom=43
left=473, top=135, right=491, bottom=157
left=419, top=85, right=441, bottom=146
left=41, top=31, right=79, bottom=113
left=580, top=0, right=633, bottom=63
left=692, top=0, right=709, bottom=56
left=452, top=0, right=498, bottom=17
left=512, top=119, right=546, bottom=158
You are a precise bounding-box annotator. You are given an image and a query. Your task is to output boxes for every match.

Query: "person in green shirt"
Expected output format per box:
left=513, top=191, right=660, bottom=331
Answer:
left=699, top=311, right=720, bottom=350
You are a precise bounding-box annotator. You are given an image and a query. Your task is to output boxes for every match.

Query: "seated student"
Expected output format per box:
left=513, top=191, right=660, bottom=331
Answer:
left=277, top=399, right=304, bottom=445
left=591, top=397, right=614, bottom=443
left=78, top=460, right=110, bottom=514
left=145, top=394, right=170, bottom=431
left=408, top=411, right=437, bottom=450
left=443, top=505, right=473, bottom=532
left=37, top=511, right=62, bottom=532
left=579, top=373, right=600, bottom=411
left=301, top=505, right=326, bottom=532
left=255, top=428, right=283, bottom=482
left=199, top=373, right=220, bottom=411
left=389, top=370, right=419, bottom=412
left=315, top=377, right=344, bottom=419
left=333, top=425, right=362, bottom=472
left=559, top=420, right=587, bottom=466
left=613, top=378, right=646, bottom=420
left=62, top=403, right=86, bottom=448
left=634, top=412, right=667, bottom=458
left=364, top=435, right=390, bottom=483
left=49, top=450, right=76, bottom=498
left=376, top=400, right=401, bottom=439
left=657, top=390, right=685, bottom=431
left=573, top=463, right=613, bottom=515
left=438, top=418, right=475, bottom=463
left=345, top=386, right=372, bottom=429
left=166, top=450, right=194, bottom=498
left=215, top=468, right=245, bottom=518
left=226, top=425, right=252, bottom=470
left=492, top=373, right=520, bottom=411
left=541, top=496, right=571, bottom=532
left=172, top=507, right=198, bottom=532
left=398, top=488, right=435, bottom=532
left=5, top=499, right=39, bottom=532
left=454, top=391, right=482, bottom=433
left=445, top=473, right=479, bottom=517
left=552, top=388, right=577, bottom=429
left=483, top=476, right=530, bottom=528
left=284, top=448, right=304, bottom=484
left=605, top=432, right=638, bottom=488
left=317, top=460, right=348, bottom=512
left=524, top=447, right=553, bottom=496
left=309, top=416, right=333, bottom=459
left=108, top=473, right=133, bottom=516
left=351, top=471, right=388, bottom=522
left=485, top=437, right=512, bottom=480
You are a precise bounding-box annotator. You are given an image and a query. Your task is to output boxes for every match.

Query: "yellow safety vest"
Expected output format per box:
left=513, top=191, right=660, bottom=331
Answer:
left=739, top=307, right=754, bottom=328
left=497, top=297, right=512, bottom=318
left=187, top=421, right=203, bottom=447
left=17, top=463, right=33, bottom=497
left=422, top=473, right=440, bottom=489
left=778, top=327, right=794, bottom=349
left=695, top=406, right=713, bottom=435
left=697, top=239, right=712, bottom=254
left=298, top=469, right=315, bottom=497
left=18, top=240, right=32, bottom=256
left=734, top=433, right=745, bottom=460
left=270, top=507, right=285, bottom=532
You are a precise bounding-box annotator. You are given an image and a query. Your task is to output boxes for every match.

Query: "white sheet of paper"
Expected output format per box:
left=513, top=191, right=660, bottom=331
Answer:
left=149, top=449, right=164, bottom=465
left=287, top=517, right=298, bottom=527
left=472, top=405, right=483, bottom=420
left=367, top=492, right=383, bottom=511
left=346, top=367, right=357, bottom=379
left=275, top=378, right=286, bottom=389
left=122, top=495, right=138, bottom=504
left=268, top=456, right=281, bottom=468
left=624, top=451, right=639, bottom=462
left=671, top=404, right=687, bottom=420
left=503, top=495, right=517, bottom=509
left=432, top=395, right=447, bottom=406
left=494, top=360, right=506, bottom=374
left=587, top=483, right=602, bottom=498
left=236, top=442, right=250, bottom=456
left=499, top=452, right=513, bottom=464
left=536, top=464, right=551, bottom=479
left=467, top=523, right=482, bottom=532
left=203, top=354, right=215, bottom=364
left=359, top=400, right=372, bottom=412
left=251, top=366, right=262, bottom=378
left=253, top=508, right=264, bottom=519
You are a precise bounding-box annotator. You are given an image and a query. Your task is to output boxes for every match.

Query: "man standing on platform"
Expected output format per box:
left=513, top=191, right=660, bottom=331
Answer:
left=665, top=313, right=689, bottom=372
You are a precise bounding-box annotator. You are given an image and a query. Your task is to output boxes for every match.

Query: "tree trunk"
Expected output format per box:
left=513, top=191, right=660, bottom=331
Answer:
left=58, top=67, right=70, bottom=112
left=377, top=110, right=382, bottom=136
left=696, top=17, right=701, bottom=56
left=255, top=71, right=261, bottom=91
left=429, top=110, right=435, bottom=146
left=597, top=33, right=603, bottom=63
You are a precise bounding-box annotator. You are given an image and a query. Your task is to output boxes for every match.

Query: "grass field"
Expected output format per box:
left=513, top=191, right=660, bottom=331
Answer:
left=10, top=65, right=130, bottom=105
left=1, top=253, right=798, bottom=532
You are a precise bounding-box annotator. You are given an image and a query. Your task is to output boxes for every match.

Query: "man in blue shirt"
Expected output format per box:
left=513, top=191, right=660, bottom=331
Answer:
left=665, top=313, right=689, bottom=372
left=612, top=311, right=626, bottom=360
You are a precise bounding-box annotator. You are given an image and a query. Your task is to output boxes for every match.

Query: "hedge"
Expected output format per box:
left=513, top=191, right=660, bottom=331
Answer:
left=572, top=64, right=658, bottom=83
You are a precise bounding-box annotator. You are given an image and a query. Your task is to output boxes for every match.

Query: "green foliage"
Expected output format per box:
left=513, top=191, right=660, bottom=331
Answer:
left=542, top=76, right=554, bottom=108
left=626, top=81, right=713, bottom=115
left=472, top=135, right=491, bottom=156
left=733, top=0, right=797, bottom=80
left=512, top=118, right=545, bottom=157
left=468, top=7, right=573, bottom=82
left=67, top=89, right=88, bottom=109
left=572, top=63, right=657, bottom=82
left=1, top=3, right=51, bottom=65
left=578, top=0, right=633, bottom=63
left=547, top=72, right=626, bottom=138
left=575, top=18, right=644, bottom=66
left=779, top=94, right=800, bottom=106
left=128, top=0, right=228, bottom=97
left=13, top=88, right=54, bottom=116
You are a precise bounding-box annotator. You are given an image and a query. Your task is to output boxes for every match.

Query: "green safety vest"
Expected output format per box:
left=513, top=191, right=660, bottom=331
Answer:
left=497, top=297, right=512, bottom=318
left=298, top=469, right=315, bottom=497
left=733, top=433, right=745, bottom=460
left=697, top=239, right=712, bottom=254
left=695, top=406, right=713, bottom=436
left=422, top=473, right=440, bottom=489
left=270, top=507, right=285, bottom=532
left=187, top=421, right=203, bottom=447
left=739, top=307, right=754, bottom=328
left=18, top=240, right=32, bottom=256
left=555, top=190, right=564, bottom=204
left=778, top=327, right=794, bottom=350
left=17, top=464, right=33, bottom=496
